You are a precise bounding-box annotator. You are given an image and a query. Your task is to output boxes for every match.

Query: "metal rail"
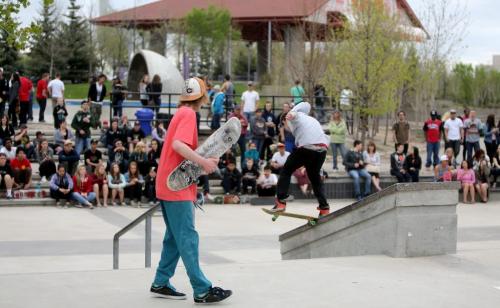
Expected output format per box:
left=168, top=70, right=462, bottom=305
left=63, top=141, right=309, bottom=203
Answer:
left=113, top=204, right=160, bottom=270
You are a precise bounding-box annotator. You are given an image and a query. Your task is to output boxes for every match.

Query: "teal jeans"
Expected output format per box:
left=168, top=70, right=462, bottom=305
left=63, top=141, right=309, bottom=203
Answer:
left=153, top=200, right=212, bottom=296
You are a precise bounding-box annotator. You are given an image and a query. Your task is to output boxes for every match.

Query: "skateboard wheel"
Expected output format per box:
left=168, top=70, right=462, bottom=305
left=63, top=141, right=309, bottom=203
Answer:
left=309, top=221, right=317, bottom=226
left=272, top=216, right=277, bottom=222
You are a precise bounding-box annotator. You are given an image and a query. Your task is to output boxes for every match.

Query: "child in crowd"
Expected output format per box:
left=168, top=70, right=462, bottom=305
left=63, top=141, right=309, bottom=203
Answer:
left=125, top=161, right=144, bottom=207
left=129, top=141, right=149, bottom=176
left=36, top=139, right=56, bottom=181
left=270, top=143, right=290, bottom=174
left=53, top=97, right=68, bottom=129
left=244, top=142, right=260, bottom=167
left=71, top=165, right=95, bottom=209
left=404, top=146, right=422, bottom=182
left=10, top=147, right=32, bottom=189
left=456, top=160, right=475, bottom=204
left=221, top=159, right=241, bottom=194
left=54, top=121, right=74, bottom=154
left=257, top=165, right=278, bottom=197
left=250, top=109, right=267, bottom=154
left=144, top=166, right=158, bottom=205
left=147, top=139, right=161, bottom=171
left=241, top=158, right=259, bottom=195
left=0, top=153, right=14, bottom=199
left=49, top=164, right=73, bottom=208
left=293, top=166, right=310, bottom=196
left=108, top=163, right=126, bottom=206
left=92, top=164, right=109, bottom=207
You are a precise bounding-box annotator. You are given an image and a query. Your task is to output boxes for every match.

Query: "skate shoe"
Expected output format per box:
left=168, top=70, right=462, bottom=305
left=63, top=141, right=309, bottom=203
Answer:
left=150, top=285, right=186, bottom=300
left=269, top=198, right=286, bottom=212
left=317, top=206, right=330, bottom=217
left=194, top=286, right=232, bottom=304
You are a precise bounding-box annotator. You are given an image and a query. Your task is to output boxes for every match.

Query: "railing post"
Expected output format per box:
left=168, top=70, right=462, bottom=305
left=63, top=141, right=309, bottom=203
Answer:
left=168, top=94, right=172, bottom=117
left=113, top=235, right=119, bottom=270
left=145, top=214, right=152, bottom=268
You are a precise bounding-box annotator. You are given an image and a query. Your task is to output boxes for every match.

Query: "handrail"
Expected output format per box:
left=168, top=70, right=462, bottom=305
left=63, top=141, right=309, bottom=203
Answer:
left=113, top=204, right=160, bottom=270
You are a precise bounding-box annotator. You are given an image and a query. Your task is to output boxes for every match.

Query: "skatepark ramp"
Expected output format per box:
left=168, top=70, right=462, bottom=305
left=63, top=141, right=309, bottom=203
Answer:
left=280, top=182, right=460, bottom=260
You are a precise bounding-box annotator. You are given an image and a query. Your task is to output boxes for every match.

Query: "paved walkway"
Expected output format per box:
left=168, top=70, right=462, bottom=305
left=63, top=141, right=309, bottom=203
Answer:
left=1, top=201, right=500, bottom=307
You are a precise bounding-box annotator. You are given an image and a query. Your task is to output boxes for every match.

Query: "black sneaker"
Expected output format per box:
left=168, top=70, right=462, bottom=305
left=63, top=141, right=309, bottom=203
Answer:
left=150, top=285, right=186, bottom=300
left=194, top=286, right=232, bottom=304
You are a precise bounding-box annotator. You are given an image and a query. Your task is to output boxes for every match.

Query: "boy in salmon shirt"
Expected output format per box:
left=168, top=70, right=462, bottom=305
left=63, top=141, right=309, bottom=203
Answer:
left=151, top=77, right=232, bottom=304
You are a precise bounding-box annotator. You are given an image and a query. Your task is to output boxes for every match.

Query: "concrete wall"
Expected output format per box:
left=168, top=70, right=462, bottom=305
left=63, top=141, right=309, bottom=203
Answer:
left=280, top=182, right=460, bottom=260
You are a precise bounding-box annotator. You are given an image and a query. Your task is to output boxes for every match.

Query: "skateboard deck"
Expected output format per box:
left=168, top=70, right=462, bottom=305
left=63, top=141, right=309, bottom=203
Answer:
left=167, top=117, right=241, bottom=191
left=261, top=208, right=318, bottom=226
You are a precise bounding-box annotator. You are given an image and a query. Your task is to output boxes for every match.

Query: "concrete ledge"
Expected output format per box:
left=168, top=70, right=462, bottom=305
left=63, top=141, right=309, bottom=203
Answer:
left=280, top=182, right=460, bottom=260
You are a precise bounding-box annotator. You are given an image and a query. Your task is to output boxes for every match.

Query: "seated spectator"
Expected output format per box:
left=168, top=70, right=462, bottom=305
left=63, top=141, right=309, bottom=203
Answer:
left=32, top=131, right=45, bottom=150
left=457, top=160, right=475, bottom=204
left=241, top=158, right=259, bottom=194
left=71, top=100, right=94, bottom=155
left=147, top=139, right=161, bottom=171
left=54, top=121, right=75, bottom=154
left=0, top=153, right=14, bottom=199
left=434, top=155, right=453, bottom=182
left=221, top=159, right=241, bottom=194
left=344, top=140, right=371, bottom=201
left=219, top=148, right=236, bottom=171
left=50, top=164, right=73, bottom=208
left=270, top=143, right=290, bottom=174
left=84, top=139, right=102, bottom=173
left=363, top=141, right=382, bottom=192
left=92, top=163, right=108, bottom=207
left=71, top=165, right=96, bottom=209
left=144, top=166, right=158, bottom=205
left=473, top=149, right=490, bottom=203
left=244, top=142, right=260, bottom=166
left=257, top=165, right=278, bottom=197
left=10, top=147, right=32, bottom=189
left=36, top=139, right=56, bottom=181
left=14, top=124, right=34, bottom=159
left=404, top=146, right=422, bottom=182
left=127, top=121, right=145, bottom=153
left=125, top=161, right=144, bottom=207
left=59, top=140, right=80, bottom=175
left=491, top=147, right=500, bottom=187
left=444, top=147, right=458, bottom=170
left=108, top=163, right=126, bottom=206
left=197, top=175, right=213, bottom=201
left=53, top=97, right=68, bottom=129
left=293, top=166, right=310, bottom=196
left=99, top=120, right=109, bottom=147
left=119, top=115, right=130, bottom=132
left=261, top=101, right=277, bottom=161
left=129, top=141, right=149, bottom=176
left=390, top=143, right=411, bottom=183
left=105, top=118, right=125, bottom=155
left=152, top=121, right=166, bottom=144
left=108, top=139, right=129, bottom=173
left=0, top=138, right=16, bottom=160
left=0, top=115, right=15, bottom=147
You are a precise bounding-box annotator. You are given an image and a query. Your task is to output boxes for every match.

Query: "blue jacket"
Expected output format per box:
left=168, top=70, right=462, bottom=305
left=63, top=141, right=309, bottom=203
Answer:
left=483, top=123, right=499, bottom=143
left=211, top=92, right=225, bottom=115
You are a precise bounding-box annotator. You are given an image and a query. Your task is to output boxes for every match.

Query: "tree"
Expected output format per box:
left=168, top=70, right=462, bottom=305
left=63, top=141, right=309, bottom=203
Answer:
left=324, top=0, right=409, bottom=144
left=0, top=29, right=20, bottom=73
left=95, top=25, right=129, bottom=76
left=450, top=63, right=473, bottom=105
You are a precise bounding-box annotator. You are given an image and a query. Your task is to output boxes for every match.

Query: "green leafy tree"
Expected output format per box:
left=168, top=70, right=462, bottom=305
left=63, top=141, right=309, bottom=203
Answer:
left=450, top=63, right=473, bottom=105
left=0, top=29, right=20, bottom=73
left=95, top=25, right=129, bottom=76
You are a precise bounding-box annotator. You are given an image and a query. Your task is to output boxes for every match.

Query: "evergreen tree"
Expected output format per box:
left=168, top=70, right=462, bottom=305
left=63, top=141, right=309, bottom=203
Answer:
left=0, top=29, right=20, bottom=73
left=28, top=1, right=58, bottom=77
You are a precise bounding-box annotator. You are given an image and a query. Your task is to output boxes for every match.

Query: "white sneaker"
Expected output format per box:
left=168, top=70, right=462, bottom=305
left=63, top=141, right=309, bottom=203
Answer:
left=204, top=193, right=215, bottom=202
left=41, top=176, right=47, bottom=183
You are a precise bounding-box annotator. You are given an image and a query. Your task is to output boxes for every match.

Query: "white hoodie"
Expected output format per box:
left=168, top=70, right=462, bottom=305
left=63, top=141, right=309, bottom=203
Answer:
left=287, top=102, right=329, bottom=148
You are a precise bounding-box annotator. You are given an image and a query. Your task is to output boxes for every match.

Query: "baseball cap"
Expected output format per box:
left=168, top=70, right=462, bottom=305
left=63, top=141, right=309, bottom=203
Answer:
left=430, top=110, right=438, bottom=116
left=247, top=81, right=253, bottom=86
left=450, top=109, right=457, bottom=114
left=64, top=140, right=74, bottom=146
left=440, top=155, right=449, bottom=161
left=278, top=143, right=285, bottom=148
left=180, top=77, right=207, bottom=102
left=213, top=85, right=221, bottom=91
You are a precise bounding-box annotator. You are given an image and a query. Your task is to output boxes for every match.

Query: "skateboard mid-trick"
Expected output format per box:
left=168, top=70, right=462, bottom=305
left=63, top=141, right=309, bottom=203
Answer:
left=261, top=208, right=319, bottom=226
left=167, top=117, right=241, bottom=191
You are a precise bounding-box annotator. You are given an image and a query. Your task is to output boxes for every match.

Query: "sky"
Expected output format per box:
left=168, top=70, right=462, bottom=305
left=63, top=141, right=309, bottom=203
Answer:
left=19, top=0, right=499, bottom=66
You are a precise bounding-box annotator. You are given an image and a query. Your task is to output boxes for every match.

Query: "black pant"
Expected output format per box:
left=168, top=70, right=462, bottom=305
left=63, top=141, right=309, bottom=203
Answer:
left=391, top=169, right=411, bottom=183
left=197, top=175, right=210, bottom=194
left=242, top=178, right=256, bottom=194
left=28, top=99, right=33, bottom=120
left=258, top=186, right=276, bottom=197
left=260, top=137, right=274, bottom=161
left=445, top=140, right=461, bottom=158
left=485, top=141, right=498, bottom=162
left=394, top=143, right=409, bottom=155
left=408, top=170, right=419, bottom=182
left=144, top=181, right=156, bottom=201
left=0, top=101, right=5, bottom=116
left=39, top=160, right=56, bottom=179
left=19, top=101, right=29, bottom=124
left=38, top=98, right=47, bottom=121
left=277, top=147, right=329, bottom=209
left=222, top=177, right=241, bottom=194
left=50, top=189, right=72, bottom=201
left=125, top=183, right=143, bottom=201
left=237, top=135, right=247, bottom=167
left=8, top=99, right=18, bottom=127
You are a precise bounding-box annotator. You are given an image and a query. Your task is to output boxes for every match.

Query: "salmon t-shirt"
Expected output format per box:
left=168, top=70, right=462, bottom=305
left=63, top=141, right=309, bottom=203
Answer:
left=156, top=106, right=198, bottom=201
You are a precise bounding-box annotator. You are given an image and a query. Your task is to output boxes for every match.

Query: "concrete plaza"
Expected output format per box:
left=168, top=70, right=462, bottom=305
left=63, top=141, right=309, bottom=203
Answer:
left=0, top=200, right=500, bottom=307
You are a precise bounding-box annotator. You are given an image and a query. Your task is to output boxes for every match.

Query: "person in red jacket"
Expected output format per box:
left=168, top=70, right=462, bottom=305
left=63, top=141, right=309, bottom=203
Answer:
left=10, top=147, right=32, bottom=189
left=423, top=110, right=442, bottom=169
left=71, top=165, right=96, bottom=209
left=36, top=73, right=49, bottom=122
left=18, top=74, right=33, bottom=125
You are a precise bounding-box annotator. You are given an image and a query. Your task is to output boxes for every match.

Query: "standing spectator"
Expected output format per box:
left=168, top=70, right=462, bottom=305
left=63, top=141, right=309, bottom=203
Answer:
left=229, top=106, right=249, bottom=167
left=241, top=158, right=259, bottom=195
left=36, top=73, right=49, bottom=122
left=84, top=139, right=102, bottom=173
left=71, top=100, right=93, bottom=155
left=92, top=163, right=109, bottom=207
left=147, top=139, right=161, bottom=171
left=130, top=141, right=149, bottom=176
left=88, top=74, right=107, bottom=124
left=241, top=81, right=259, bottom=122
left=210, top=85, right=225, bottom=130
left=144, top=166, right=158, bottom=205
left=125, top=161, right=144, bottom=207
left=483, top=114, right=498, bottom=162
left=392, top=111, right=410, bottom=155
left=457, top=160, right=476, bottom=204
left=404, top=146, right=422, bottom=182
left=52, top=97, right=68, bottom=129
left=108, top=139, right=129, bottom=173
left=59, top=140, right=79, bottom=175
left=108, top=163, right=126, bottom=206
left=0, top=153, right=14, bottom=199
left=8, top=73, right=20, bottom=128
left=460, top=108, right=471, bottom=162
left=278, top=103, right=295, bottom=153
left=363, top=141, right=382, bottom=192
left=54, top=121, right=74, bottom=154
left=47, top=73, right=64, bottom=108
left=257, top=165, right=278, bottom=197
left=444, top=109, right=464, bottom=159
left=152, top=121, right=166, bottom=144
left=111, top=77, right=125, bottom=117
left=314, top=84, right=327, bottom=123
left=434, top=155, right=453, bottom=182
left=0, top=138, right=16, bottom=160
left=127, top=121, right=146, bottom=153
left=290, top=80, right=305, bottom=104
left=293, top=166, right=311, bottom=196
left=473, top=149, right=490, bottom=203
left=491, top=148, right=500, bottom=187
left=221, top=74, right=235, bottom=109
left=36, top=139, right=56, bottom=182
left=423, top=110, right=442, bottom=169
left=339, top=86, right=353, bottom=109
left=270, top=143, right=290, bottom=175
left=329, top=110, right=347, bottom=170
left=139, top=74, right=150, bottom=107
left=10, top=147, right=32, bottom=189
left=0, top=115, right=15, bottom=146
left=149, top=74, right=162, bottom=114
left=221, top=159, right=241, bottom=195
left=344, top=140, right=371, bottom=201
left=261, top=101, right=277, bottom=161
left=0, top=68, right=8, bottom=115
left=463, top=110, right=482, bottom=161
left=250, top=109, right=267, bottom=155
left=18, top=73, right=33, bottom=125
left=71, top=165, right=96, bottom=209
left=49, top=165, right=73, bottom=208
left=390, top=143, right=411, bottom=183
